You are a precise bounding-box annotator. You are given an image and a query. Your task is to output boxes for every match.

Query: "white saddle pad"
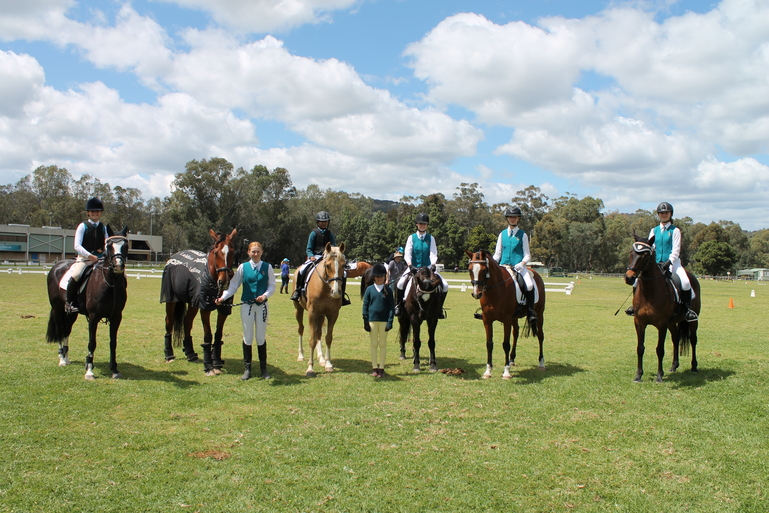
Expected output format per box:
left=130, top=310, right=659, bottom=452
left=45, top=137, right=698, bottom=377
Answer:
left=501, top=266, right=539, bottom=305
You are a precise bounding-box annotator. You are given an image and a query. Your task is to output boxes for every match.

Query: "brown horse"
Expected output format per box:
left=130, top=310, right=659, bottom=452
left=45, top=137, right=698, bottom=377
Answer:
left=625, top=234, right=700, bottom=383
left=46, top=228, right=129, bottom=380
left=294, top=242, right=346, bottom=376
left=466, top=250, right=546, bottom=379
left=346, top=260, right=371, bottom=279
left=160, top=229, right=237, bottom=376
left=397, top=266, right=444, bottom=373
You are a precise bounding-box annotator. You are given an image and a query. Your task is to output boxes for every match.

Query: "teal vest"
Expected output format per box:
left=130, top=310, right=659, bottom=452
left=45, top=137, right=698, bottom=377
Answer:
left=499, top=228, right=525, bottom=266
left=241, top=261, right=269, bottom=304
left=410, top=233, right=432, bottom=268
left=653, top=224, right=676, bottom=264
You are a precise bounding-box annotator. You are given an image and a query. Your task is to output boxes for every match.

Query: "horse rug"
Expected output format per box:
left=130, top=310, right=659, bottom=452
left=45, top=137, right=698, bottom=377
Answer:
left=501, top=266, right=539, bottom=305
left=160, top=250, right=220, bottom=311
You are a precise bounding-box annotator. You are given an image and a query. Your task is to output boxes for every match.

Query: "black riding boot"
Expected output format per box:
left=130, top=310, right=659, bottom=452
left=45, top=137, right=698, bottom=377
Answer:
left=290, top=269, right=305, bottom=301
left=626, top=287, right=637, bottom=316
left=525, top=288, right=538, bottom=323
left=341, top=275, right=351, bottom=306
left=65, top=278, right=80, bottom=313
left=257, top=342, right=271, bottom=379
left=241, top=342, right=252, bottom=380
left=393, top=286, right=403, bottom=316
left=683, top=289, right=699, bottom=322
left=163, top=333, right=175, bottom=362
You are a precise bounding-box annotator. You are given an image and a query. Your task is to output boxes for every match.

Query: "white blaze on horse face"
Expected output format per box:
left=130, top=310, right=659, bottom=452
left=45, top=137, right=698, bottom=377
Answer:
left=471, top=263, right=482, bottom=297
left=331, top=258, right=341, bottom=298
left=111, top=240, right=126, bottom=271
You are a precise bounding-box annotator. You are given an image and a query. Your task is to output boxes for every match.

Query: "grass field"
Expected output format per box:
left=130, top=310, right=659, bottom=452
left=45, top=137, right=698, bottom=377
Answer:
left=1, top=271, right=767, bottom=512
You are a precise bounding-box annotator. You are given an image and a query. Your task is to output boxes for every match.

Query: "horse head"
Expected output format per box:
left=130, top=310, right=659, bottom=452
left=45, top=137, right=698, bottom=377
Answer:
left=208, top=228, right=237, bottom=293
left=465, top=249, right=491, bottom=299
left=413, top=266, right=441, bottom=303
left=105, top=226, right=129, bottom=274
left=625, top=232, right=656, bottom=285
left=321, top=242, right=346, bottom=299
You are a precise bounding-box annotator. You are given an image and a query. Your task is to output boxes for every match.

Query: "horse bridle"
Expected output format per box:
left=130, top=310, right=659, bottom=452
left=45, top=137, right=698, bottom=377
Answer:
left=626, top=241, right=654, bottom=277
left=468, top=256, right=511, bottom=291
left=316, top=255, right=345, bottom=286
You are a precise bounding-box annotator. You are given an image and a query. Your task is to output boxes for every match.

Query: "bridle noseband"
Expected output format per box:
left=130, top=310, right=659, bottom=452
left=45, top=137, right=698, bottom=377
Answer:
left=468, top=258, right=491, bottom=289
left=627, top=241, right=653, bottom=275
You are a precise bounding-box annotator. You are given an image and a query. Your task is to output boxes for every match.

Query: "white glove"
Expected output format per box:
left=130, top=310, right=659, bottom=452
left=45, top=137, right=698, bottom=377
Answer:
left=514, top=263, right=526, bottom=273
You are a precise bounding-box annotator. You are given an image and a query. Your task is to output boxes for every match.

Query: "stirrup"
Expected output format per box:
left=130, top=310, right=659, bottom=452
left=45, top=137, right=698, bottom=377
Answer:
left=342, top=294, right=351, bottom=306
left=290, top=290, right=301, bottom=301
left=65, top=302, right=79, bottom=314
left=625, top=306, right=634, bottom=316
left=685, top=309, right=698, bottom=322
left=473, top=308, right=483, bottom=320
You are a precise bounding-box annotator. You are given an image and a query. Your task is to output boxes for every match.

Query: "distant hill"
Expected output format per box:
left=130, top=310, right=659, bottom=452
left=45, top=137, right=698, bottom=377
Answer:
left=372, top=199, right=399, bottom=213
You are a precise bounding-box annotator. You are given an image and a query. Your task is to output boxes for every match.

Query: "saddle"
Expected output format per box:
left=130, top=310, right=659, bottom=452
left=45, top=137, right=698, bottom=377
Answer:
left=501, top=266, right=538, bottom=305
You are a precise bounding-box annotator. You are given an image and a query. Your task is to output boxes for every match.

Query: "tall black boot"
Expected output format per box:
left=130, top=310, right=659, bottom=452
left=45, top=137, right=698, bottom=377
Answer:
left=65, top=278, right=80, bottom=313
left=525, top=288, right=538, bottom=323
left=241, top=342, right=252, bottom=380
left=683, top=289, right=698, bottom=322
left=164, top=333, right=175, bottom=362
left=341, top=275, right=351, bottom=306
left=182, top=337, right=199, bottom=362
left=290, top=269, right=305, bottom=301
left=257, top=342, right=271, bottom=379
left=394, top=286, right=403, bottom=316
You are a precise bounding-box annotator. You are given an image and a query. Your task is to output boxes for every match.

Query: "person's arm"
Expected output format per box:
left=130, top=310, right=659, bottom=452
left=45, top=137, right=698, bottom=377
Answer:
left=217, top=264, right=244, bottom=303
left=669, top=228, right=682, bottom=264
left=521, top=232, right=531, bottom=266
left=306, top=231, right=316, bottom=258
left=261, top=263, right=277, bottom=300
left=329, top=231, right=337, bottom=246
left=492, top=231, right=503, bottom=262
left=403, top=236, right=414, bottom=266
left=429, top=236, right=438, bottom=266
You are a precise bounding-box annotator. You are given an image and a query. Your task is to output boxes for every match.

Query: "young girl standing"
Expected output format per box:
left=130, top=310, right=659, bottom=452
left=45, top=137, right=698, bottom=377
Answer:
left=362, top=263, right=395, bottom=377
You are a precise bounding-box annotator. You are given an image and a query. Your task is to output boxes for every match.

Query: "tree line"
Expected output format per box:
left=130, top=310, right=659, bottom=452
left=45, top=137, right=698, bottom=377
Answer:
left=3, top=160, right=769, bottom=276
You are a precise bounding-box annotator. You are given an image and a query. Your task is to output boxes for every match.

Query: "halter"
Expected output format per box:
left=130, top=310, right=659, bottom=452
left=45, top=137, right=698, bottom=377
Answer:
left=468, top=257, right=511, bottom=291
left=209, top=240, right=235, bottom=278
left=104, top=235, right=128, bottom=273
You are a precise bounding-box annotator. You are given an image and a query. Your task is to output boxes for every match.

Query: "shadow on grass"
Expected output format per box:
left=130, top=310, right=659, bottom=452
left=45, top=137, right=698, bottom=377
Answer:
left=93, top=361, right=200, bottom=388
left=510, top=361, right=585, bottom=384
left=666, top=366, right=735, bottom=388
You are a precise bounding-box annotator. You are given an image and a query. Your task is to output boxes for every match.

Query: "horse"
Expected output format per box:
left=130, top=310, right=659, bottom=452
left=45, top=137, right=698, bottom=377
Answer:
left=465, top=249, right=546, bottom=379
left=160, top=229, right=237, bottom=376
left=397, top=266, right=445, bottom=373
left=346, top=260, right=371, bottom=279
left=624, top=234, right=700, bottom=383
left=294, top=242, right=346, bottom=377
left=46, top=228, right=129, bottom=380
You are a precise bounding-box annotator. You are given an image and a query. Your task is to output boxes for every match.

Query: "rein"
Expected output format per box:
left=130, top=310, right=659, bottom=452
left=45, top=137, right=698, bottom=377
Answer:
left=315, top=256, right=345, bottom=286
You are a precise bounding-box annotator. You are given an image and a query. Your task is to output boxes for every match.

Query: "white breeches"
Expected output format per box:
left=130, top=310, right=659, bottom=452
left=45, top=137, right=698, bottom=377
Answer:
left=241, top=303, right=268, bottom=347
left=672, top=261, right=693, bottom=294
left=518, top=268, right=534, bottom=290
left=69, top=256, right=93, bottom=281
left=397, top=269, right=449, bottom=292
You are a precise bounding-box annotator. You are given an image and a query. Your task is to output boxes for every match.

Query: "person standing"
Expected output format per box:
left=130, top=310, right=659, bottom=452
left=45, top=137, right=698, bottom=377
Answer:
left=280, top=258, right=290, bottom=294
left=492, top=205, right=537, bottom=323
left=217, top=241, right=276, bottom=380
left=66, top=198, right=111, bottom=313
left=362, top=263, right=395, bottom=377
left=386, top=248, right=407, bottom=288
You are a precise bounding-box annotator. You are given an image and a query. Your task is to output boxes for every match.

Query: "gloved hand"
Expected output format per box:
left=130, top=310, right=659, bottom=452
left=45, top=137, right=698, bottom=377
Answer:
left=385, top=324, right=392, bottom=332
left=364, top=320, right=371, bottom=332
left=429, top=264, right=436, bottom=272
left=514, top=263, right=526, bottom=273
left=409, top=265, right=418, bottom=273
left=662, top=260, right=672, bottom=273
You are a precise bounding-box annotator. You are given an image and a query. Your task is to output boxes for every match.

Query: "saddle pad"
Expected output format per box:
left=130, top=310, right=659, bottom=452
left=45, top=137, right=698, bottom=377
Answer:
left=501, top=266, right=539, bottom=305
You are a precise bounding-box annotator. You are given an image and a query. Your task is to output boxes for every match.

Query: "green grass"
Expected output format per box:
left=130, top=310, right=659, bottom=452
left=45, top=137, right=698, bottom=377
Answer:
left=1, top=273, right=767, bottom=512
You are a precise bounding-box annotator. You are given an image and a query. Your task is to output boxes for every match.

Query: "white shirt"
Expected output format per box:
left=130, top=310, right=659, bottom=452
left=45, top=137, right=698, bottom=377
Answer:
left=403, top=231, right=438, bottom=266
left=648, top=222, right=681, bottom=264
left=492, top=226, right=531, bottom=266
left=218, top=260, right=276, bottom=302
left=74, top=220, right=109, bottom=258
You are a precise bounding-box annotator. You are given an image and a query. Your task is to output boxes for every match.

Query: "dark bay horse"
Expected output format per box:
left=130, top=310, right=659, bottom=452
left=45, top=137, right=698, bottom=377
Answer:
left=625, top=234, right=700, bottom=383
left=294, top=242, right=346, bottom=376
left=46, top=228, right=129, bottom=380
left=466, top=250, right=546, bottom=379
left=160, top=229, right=237, bottom=376
left=397, top=266, right=444, bottom=373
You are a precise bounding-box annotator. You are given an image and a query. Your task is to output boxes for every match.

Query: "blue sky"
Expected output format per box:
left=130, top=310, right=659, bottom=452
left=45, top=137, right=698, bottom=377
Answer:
left=1, top=0, right=769, bottom=229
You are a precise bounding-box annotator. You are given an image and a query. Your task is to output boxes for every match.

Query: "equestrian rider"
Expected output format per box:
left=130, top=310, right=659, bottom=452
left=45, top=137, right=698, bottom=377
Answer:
left=217, top=241, right=276, bottom=380
left=626, top=202, right=698, bottom=321
left=290, top=211, right=350, bottom=306
left=66, top=197, right=110, bottom=313
left=493, top=205, right=537, bottom=323
left=394, top=213, right=449, bottom=318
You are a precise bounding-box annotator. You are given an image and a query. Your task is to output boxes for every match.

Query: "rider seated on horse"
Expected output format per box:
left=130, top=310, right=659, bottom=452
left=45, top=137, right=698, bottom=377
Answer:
left=291, top=211, right=350, bottom=306
left=626, top=202, right=698, bottom=322
left=66, top=197, right=111, bottom=313
left=394, top=213, right=449, bottom=318
left=493, top=205, right=537, bottom=323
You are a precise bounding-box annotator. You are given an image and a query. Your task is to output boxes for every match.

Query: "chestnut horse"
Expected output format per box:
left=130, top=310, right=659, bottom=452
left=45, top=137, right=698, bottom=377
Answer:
left=624, top=234, right=700, bottom=383
left=294, top=243, right=346, bottom=376
left=397, top=266, right=444, bottom=373
left=46, top=228, right=129, bottom=380
left=160, top=229, right=237, bottom=376
left=466, top=249, right=546, bottom=379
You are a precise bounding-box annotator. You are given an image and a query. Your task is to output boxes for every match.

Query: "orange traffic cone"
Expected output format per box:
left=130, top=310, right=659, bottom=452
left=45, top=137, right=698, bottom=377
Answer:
left=728, top=297, right=734, bottom=309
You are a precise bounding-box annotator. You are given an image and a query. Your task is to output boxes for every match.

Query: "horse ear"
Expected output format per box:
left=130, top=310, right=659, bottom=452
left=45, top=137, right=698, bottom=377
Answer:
left=229, top=228, right=237, bottom=240
left=117, top=226, right=128, bottom=237
left=632, top=229, right=638, bottom=242
left=338, top=242, right=345, bottom=254
left=324, top=242, right=332, bottom=254
left=465, top=249, right=473, bottom=258
left=209, top=229, right=218, bottom=241
left=107, top=225, right=115, bottom=237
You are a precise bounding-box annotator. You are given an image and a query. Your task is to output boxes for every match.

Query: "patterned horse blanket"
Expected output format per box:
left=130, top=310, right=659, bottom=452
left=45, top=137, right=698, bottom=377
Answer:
left=160, top=250, right=220, bottom=311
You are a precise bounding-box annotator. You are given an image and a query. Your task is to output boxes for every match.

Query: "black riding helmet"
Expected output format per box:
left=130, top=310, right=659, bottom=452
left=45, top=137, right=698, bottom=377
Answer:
left=505, top=205, right=522, bottom=217
left=371, top=263, right=387, bottom=276
left=85, top=197, right=104, bottom=211
left=316, top=211, right=331, bottom=223
left=415, top=213, right=430, bottom=224
left=656, top=202, right=674, bottom=215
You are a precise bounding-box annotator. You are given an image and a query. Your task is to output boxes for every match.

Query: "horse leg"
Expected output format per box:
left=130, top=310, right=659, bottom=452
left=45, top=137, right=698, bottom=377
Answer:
left=317, top=323, right=326, bottom=366
left=483, top=319, right=494, bottom=379
left=511, top=321, right=520, bottom=366
left=501, top=320, right=512, bottom=379
left=164, top=302, right=176, bottom=362
left=84, top=315, right=100, bottom=380
left=426, top=318, right=438, bottom=373
left=536, top=316, right=546, bottom=371
left=398, top=318, right=409, bottom=360
left=295, top=303, right=305, bottom=361
left=655, top=327, right=667, bottom=383
left=305, top=314, right=323, bottom=377
left=109, top=312, right=123, bottom=379
left=669, top=325, right=681, bottom=373
left=411, top=321, right=422, bottom=373
left=634, top=321, right=646, bottom=383
left=212, top=310, right=229, bottom=371
left=183, top=306, right=200, bottom=362
left=324, top=315, right=338, bottom=372
left=58, top=339, right=70, bottom=366
left=199, top=310, right=217, bottom=376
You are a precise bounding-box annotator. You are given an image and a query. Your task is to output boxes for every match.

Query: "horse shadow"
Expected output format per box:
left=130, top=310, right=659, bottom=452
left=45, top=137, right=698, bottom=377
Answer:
left=665, top=367, right=735, bottom=389
left=90, top=361, right=200, bottom=388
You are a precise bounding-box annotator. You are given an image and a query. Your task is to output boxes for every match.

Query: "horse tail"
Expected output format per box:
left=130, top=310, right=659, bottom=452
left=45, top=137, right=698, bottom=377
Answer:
left=46, top=307, right=64, bottom=343
left=523, top=317, right=538, bottom=338
left=678, top=321, right=691, bottom=357
left=172, top=302, right=187, bottom=347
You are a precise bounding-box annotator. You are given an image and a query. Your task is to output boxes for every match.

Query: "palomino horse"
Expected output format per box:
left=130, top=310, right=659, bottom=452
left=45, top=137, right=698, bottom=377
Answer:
left=46, top=228, right=129, bottom=380
left=466, top=250, right=546, bottom=379
left=294, top=242, right=346, bottom=376
left=397, top=266, right=444, bottom=373
left=625, top=234, right=700, bottom=383
left=160, top=229, right=237, bottom=376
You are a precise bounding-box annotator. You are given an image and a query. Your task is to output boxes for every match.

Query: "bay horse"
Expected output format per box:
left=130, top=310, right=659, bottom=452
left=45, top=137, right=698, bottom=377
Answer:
left=397, top=266, right=444, bottom=373
left=466, top=249, right=546, bottom=379
left=294, top=242, right=346, bottom=377
left=346, top=260, right=371, bottom=280
left=160, top=228, right=237, bottom=376
left=625, top=234, right=700, bottom=383
left=46, top=228, right=129, bottom=380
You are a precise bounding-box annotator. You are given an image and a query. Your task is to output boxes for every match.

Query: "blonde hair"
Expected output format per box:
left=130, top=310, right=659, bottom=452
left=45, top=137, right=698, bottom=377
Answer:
left=248, top=241, right=263, bottom=251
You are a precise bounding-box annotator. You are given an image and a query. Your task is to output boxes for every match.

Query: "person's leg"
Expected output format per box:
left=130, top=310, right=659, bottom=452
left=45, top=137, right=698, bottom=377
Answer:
left=255, top=304, right=271, bottom=378
left=240, top=304, right=255, bottom=380
left=369, top=324, right=380, bottom=376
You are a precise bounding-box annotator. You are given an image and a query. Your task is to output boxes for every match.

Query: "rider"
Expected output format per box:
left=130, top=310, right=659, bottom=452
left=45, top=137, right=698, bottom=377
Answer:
left=394, top=213, right=449, bottom=318
left=66, top=197, right=110, bottom=313
left=290, top=211, right=350, bottom=306
left=626, top=202, right=698, bottom=321
left=492, top=205, right=537, bottom=323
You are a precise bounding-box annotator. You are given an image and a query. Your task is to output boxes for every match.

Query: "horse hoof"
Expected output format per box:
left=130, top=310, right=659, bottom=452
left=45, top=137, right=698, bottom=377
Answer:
left=399, top=355, right=406, bottom=360
left=633, top=378, right=642, bottom=383
left=429, top=365, right=438, bottom=373
left=112, top=372, right=122, bottom=379
left=412, top=367, right=420, bottom=373
left=306, top=371, right=316, bottom=378
left=164, top=357, right=175, bottom=363
left=213, top=369, right=222, bottom=375
left=482, top=373, right=491, bottom=379
left=297, top=355, right=305, bottom=362
left=58, top=360, right=69, bottom=367
left=325, top=366, right=334, bottom=373
left=502, top=374, right=511, bottom=380
left=84, top=374, right=95, bottom=381
left=538, top=365, right=546, bottom=371
left=205, top=370, right=217, bottom=377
